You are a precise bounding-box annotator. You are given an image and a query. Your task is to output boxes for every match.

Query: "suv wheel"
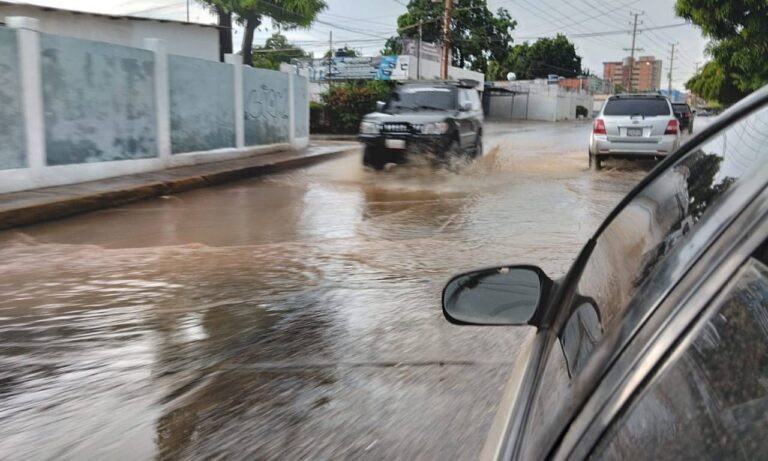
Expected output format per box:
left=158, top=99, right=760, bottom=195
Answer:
left=473, top=134, right=483, bottom=158
left=363, top=147, right=385, bottom=171
left=589, top=152, right=602, bottom=171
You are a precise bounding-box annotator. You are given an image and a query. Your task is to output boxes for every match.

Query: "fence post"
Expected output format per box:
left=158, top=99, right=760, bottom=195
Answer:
left=288, top=71, right=296, bottom=147
left=143, top=38, right=171, bottom=164
left=225, top=54, right=245, bottom=148
left=7, top=17, right=45, bottom=170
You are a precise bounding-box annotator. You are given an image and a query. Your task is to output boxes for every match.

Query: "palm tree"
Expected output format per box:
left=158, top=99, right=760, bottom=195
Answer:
left=198, top=0, right=327, bottom=65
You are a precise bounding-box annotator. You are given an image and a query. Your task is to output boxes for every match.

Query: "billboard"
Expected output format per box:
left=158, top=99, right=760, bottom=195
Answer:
left=293, top=56, right=410, bottom=81
left=401, top=39, right=443, bottom=63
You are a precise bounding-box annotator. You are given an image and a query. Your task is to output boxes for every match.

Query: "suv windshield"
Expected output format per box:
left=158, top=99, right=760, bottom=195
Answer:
left=604, top=98, right=671, bottom=116
left=387, top=86, right=456, bottom=112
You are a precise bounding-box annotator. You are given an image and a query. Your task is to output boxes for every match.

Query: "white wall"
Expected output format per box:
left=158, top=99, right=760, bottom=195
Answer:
left=0, top=4, right=218, bottom=61
left=406, top=56, right=485, bottom=87
left=0, top=20, right=309, bottom=194
left=486, top=82, right=594, bottom=121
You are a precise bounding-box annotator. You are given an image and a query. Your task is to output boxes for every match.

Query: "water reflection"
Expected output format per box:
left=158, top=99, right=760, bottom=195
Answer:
left=0, top=122, right=647, bottom=459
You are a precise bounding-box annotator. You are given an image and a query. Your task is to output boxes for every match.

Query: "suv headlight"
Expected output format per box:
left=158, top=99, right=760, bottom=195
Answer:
left=359, top=121, right=379, bottom=135
left=422, top=122, right=449, bottom=135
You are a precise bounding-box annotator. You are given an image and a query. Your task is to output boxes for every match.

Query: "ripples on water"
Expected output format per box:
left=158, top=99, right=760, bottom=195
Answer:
left=0, top=125, right=647, bottom=460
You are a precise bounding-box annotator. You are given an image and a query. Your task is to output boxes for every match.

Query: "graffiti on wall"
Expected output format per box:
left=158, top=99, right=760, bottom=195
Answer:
left=41, top=34, right=157, bottom=166
left=243, top=67, right=290, bottom=146
left=0, top=27, right=25, bottom=170
left=168, top=55, right=235, bottom=154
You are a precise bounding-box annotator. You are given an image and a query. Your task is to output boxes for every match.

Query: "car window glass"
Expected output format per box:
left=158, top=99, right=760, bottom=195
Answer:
left=590, top=256, right=768, bottom=460
left=672, top=104, right=690, bottom=113
left=603, top=99, right=671, bottom=116
left=522, top=103, right=768, bottom=458
left=387, top=86, right=456, bottom=111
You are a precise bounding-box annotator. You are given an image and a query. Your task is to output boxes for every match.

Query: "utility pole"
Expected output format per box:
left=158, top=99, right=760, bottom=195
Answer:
left=328, top=30, right=333, bottom=90
left=186, top=0, right=190, bottom=22
left=441, top=0, right=452, bottom=80
left=623, top=12, right=644, bottom=92
left=417, top=21, right=423, bottom=80
left=667, top=42, right=678, bottom=94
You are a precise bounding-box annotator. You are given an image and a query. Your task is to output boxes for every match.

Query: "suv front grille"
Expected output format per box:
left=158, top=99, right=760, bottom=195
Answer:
left=382, top=123, right=422, bottom=134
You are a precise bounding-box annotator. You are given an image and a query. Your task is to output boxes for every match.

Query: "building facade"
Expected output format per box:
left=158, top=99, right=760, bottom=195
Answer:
left=0, top=2, right=220, bottom=61
left=603, top=56, right=662, bottom=92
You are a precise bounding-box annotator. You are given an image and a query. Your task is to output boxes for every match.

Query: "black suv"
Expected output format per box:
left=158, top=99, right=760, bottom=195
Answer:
left=358, top=80, right=484, bottom=170
left=672, top=102, right=695, bottom=134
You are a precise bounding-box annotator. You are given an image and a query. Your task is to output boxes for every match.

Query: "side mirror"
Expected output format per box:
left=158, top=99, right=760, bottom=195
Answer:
left=442, top=265, right=552, bottom=326
left=459, top=101, right=473, bottom=111
left=376, top=101, right=386, bottom=112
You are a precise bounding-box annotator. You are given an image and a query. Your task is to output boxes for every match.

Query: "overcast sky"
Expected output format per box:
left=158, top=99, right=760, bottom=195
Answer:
left=11, top=0, right=706, bottom=88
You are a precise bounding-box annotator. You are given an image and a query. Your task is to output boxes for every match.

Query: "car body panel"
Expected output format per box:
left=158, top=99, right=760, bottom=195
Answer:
left=475, top=85, right=768, bottom=460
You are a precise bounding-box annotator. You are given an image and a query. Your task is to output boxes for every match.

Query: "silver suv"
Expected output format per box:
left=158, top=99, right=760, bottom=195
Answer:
left=589, top=94, right=681, bottom=170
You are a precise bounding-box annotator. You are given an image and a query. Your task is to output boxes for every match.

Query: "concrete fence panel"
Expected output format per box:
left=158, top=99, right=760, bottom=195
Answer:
left=168, top=55, right=235, bottom=153
left=41, top=34, right=157, bottom=165
left=293, top=75, right=309, bottom=139
left=243, top=67, right=290, bottom=146
left=0, top=26, right=25, bottom=170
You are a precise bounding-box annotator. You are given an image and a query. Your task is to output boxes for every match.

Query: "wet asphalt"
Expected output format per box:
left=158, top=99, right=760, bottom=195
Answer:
left=0, top=119, right=701, bottom=460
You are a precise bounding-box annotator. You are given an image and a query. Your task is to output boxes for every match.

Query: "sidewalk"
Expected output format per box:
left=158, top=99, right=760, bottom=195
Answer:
left=0, top=142, right=359, bottom=231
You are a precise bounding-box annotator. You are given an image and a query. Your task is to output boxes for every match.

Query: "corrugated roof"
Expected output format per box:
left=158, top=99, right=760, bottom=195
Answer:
left=0, top=1, right=222, bottom=29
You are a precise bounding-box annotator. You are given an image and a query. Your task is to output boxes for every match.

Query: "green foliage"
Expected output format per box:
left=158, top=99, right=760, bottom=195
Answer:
left=313, top=81, right=392, bottom=134
left=501, top=34, right=582, bottom=80
left=675, top=0, right=768, bottom=103
left=576, top=105, right=589, bottom=118
left=324, top=46, right=360, bottom=58
left=381, top=37, right=402, bottom=56
left=685, top=61, right=747, bottom=105
left=251, top=33, right=309, bottom=70
left=388, top=0, right=516, bottom=74
left=197, top=0, right=327, bottom=65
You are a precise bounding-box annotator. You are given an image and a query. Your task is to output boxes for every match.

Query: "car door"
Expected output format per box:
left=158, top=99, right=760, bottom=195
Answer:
left=583, top=238, right=768, bottom=461
left=508, top=94, right=768, bottom=461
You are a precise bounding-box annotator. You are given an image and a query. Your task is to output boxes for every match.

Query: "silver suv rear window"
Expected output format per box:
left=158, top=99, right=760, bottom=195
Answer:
left=604, top=98, right=671, bottom=116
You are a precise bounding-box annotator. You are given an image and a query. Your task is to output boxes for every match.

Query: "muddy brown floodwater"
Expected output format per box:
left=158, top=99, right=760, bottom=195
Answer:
left=0, top=120, right=683, bottom=460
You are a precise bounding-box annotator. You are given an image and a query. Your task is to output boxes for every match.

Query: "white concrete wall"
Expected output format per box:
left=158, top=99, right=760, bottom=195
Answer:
left=0, top=4, right=218, bottom=61
left=0, top=19, right=309, bottom=194
left=487, top=86, right=593, bottom=122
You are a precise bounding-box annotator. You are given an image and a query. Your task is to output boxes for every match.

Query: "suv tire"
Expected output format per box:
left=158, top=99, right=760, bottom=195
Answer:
left=589, top=152, right=602, bottom=171
left=473, top=133, right=483, bottom=158
left=363, top=147, right=385, bottom=170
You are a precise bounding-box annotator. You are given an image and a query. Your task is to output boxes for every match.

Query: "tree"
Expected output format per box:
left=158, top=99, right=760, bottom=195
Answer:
left=324, top=46, right=360, bottom=58
left=675, top=0, right=768, bottom=103
left=381, top=37, right=402, bottom=56
left=251, top=33, right=309, bottom=70
left=386, top=0, right=516, bottom=74
left=198, top=0, right=327, bottom=65
left=501, top=34, right=582, bottom=80
left=685, top=61, right=746, bottom=105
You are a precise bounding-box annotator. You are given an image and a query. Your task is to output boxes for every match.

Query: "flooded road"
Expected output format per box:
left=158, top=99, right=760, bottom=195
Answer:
left=0, top=120, right=688, bottom=460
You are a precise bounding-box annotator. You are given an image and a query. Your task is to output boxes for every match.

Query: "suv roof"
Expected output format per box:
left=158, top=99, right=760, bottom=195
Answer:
left=611, top=93, right=667, bottom=99
left=398, top=79, right=480, bottom=89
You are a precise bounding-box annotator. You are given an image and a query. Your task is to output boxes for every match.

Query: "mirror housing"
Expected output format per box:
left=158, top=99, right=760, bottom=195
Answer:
left=442, top=265, right=552, bottom=326
left=376, top=101, right=386, bottom=112
left=459, top=101, right=473, bottom=111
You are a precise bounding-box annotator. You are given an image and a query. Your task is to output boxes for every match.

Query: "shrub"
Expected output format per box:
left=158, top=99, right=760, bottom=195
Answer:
left=576, top=105, right=589, bottom=118
left=317, top=81, right=392, bottom=134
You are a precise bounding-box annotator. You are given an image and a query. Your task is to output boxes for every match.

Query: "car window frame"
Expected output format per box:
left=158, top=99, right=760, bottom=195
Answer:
left=510, top=91, right=768, bottom=460
left=551, top=185, right=768, bottom=460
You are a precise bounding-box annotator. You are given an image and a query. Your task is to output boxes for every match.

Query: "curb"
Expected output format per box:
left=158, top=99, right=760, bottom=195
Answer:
left=0, top=146, right=358, bottom=231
